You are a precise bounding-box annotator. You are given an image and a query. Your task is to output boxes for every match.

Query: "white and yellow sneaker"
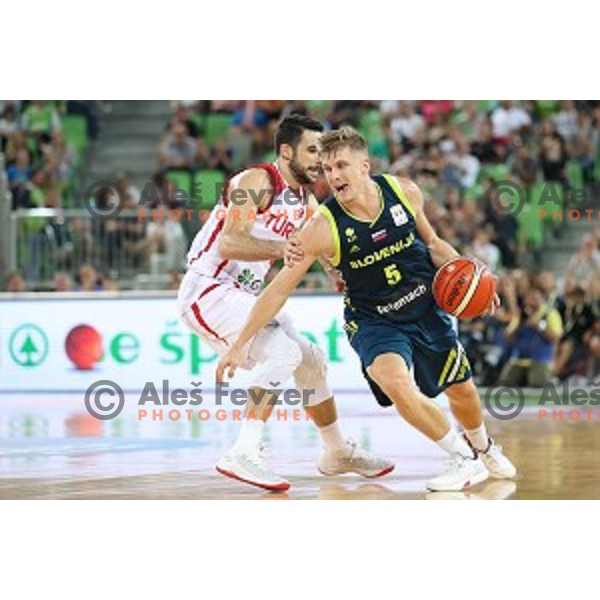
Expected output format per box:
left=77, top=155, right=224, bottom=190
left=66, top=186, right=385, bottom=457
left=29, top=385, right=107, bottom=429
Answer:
left=426, top=452, right=489, bottom=492
left=318, top=439, right=395, bottom=478
left=216, top=444, right=290, bottom=492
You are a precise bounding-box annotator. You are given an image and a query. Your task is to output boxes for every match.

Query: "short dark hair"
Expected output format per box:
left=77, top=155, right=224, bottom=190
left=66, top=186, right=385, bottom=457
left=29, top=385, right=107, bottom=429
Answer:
left=274, top=114, right=323, bottom=154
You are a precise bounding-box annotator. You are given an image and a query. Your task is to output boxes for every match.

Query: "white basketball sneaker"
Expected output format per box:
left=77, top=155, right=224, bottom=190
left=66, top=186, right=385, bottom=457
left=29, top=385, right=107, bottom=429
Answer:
left=426, top=452, right=489, bottom=492
left=216, top=444, right=290, bottom=492
left=477, top=438, right=517, bottom=479
left=318, top=439, right=395, bottom=478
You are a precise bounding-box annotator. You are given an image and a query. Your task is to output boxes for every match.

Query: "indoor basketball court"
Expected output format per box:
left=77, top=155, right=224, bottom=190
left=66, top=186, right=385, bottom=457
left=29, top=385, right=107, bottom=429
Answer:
left=2, top=99, right=599, bottom=502
left=2, top=391, right=599, bottom=499
left=4, top=9, right=598, bottom=600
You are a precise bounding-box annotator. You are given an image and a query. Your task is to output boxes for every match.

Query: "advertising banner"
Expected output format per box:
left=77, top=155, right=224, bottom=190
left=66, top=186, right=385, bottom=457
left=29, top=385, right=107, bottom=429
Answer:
left=0, top=293, right=367, bottom=393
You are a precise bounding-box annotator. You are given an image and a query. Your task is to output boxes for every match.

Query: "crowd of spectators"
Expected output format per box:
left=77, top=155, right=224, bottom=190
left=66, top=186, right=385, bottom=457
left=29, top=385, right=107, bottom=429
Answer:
left=1, top=101, right=102, bottom=207
left=2, top=101, right=73, bottom=212
left=1, top=100, right=106, bottom=281
left=460, top=228, right=600, bottom=387
left=151, top=100, right=600, bottom=263
left=3, top=99, right=600, bottom=384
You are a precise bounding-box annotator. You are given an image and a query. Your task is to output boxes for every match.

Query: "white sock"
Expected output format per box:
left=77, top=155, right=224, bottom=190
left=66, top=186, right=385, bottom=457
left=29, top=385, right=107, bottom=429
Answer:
left=436, top=429, right=473, bottom=458
left=465, top=423, right=489, bottom=452
left=318, top=420, right=347, bottom=450
left=232, top=419, right=265, bottom=453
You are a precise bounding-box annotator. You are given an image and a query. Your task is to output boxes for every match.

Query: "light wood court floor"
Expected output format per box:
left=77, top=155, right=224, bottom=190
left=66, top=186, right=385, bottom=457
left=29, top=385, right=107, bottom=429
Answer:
left=1, top=394, right=599, bottom=499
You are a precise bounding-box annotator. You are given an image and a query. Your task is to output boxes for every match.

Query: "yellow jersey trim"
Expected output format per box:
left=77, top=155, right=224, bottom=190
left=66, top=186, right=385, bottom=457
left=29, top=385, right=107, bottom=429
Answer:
left=382, top=174, right=416, bottom=218
left=319, top=204, right=341, bottom=267
left=334, top=183, right=385, bottom=227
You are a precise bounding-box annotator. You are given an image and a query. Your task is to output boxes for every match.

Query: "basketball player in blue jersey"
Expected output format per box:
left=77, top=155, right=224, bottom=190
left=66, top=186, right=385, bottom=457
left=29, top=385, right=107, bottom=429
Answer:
left=217, top=127, right=516, bottom=492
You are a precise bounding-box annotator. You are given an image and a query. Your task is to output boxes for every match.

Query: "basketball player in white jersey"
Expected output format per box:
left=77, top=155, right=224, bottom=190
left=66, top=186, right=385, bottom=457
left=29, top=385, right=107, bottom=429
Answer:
left=178, top=115, right=393, bottom=491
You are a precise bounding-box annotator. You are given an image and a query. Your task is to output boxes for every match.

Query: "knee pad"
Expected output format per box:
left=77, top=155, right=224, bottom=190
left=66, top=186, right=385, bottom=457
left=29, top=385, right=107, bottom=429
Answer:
left=249, top=325, right=303, bottom=390
left=293, top=342, right=332, bottom=406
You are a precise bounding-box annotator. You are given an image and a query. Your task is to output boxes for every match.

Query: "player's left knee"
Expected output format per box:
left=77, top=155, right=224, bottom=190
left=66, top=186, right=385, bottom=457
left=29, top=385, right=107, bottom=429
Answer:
left=368, top=364, right=413, bottom=397
left=294, top=343, right=332, bottom=406
left=446, top=378, right=478, bottom=400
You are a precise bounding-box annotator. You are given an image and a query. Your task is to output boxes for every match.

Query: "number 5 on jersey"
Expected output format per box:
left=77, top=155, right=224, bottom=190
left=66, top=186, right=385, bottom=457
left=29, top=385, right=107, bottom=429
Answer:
left=384, top=264, right=402, bottom=286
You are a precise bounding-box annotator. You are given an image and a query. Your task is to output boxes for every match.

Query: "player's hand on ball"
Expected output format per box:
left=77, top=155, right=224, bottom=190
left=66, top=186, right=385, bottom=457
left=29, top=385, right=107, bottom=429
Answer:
left=216, top=346, right=244, bottom=383
left=433, top=256, right=497, bottom=320
left=284, top=235, right=304, bottom=268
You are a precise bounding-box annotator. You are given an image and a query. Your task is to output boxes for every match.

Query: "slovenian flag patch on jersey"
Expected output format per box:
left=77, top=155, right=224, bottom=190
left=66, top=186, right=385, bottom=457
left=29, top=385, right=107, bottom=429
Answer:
left=371, top=229, right=388, bottom=243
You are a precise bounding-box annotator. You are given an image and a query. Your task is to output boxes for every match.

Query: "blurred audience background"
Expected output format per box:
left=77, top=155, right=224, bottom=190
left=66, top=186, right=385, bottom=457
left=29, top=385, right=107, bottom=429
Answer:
left=3, top=99, right=600, bottom=384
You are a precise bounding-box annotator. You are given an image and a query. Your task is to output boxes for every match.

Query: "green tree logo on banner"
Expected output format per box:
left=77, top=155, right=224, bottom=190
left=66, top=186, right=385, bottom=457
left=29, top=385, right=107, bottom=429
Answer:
left=9, top=324, right=49, bottom=368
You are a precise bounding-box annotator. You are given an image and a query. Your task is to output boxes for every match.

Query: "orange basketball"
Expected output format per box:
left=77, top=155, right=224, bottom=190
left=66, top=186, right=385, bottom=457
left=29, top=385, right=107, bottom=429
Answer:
left=432, top=257, right=496, bottom=320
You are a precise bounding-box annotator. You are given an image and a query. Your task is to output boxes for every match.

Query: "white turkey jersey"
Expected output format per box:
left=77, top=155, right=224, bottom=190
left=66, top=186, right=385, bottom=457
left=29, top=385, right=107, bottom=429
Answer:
left=184, top=162, right=309, bottom=295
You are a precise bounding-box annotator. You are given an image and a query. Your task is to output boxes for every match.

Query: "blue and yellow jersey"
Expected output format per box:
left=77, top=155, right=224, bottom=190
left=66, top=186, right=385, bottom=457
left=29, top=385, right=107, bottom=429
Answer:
left=319, top=174, right=442, bottom=325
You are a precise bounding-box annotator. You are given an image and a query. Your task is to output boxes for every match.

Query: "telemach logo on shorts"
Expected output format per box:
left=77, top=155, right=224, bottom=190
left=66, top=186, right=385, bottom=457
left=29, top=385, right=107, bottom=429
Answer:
left=376, top=284, right=427, bottom=314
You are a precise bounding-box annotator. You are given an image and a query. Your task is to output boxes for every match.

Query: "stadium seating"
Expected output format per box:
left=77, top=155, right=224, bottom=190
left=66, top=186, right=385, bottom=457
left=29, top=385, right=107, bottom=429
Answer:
left=165, top=170, right=193, bottom=198
left=61, top=115, right=88, bottom=158
left=204, top=114, right=233, bottom=147
left=193, top=169, right=226, bottom=211
left=567, top=160, right=583, bottom=190
left=359, top=109, right=389, bottom=159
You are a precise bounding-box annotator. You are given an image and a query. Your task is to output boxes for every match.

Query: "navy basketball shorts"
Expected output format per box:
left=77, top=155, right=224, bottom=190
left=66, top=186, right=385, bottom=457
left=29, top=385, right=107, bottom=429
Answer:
left=345, top=310, right=473, bottom=401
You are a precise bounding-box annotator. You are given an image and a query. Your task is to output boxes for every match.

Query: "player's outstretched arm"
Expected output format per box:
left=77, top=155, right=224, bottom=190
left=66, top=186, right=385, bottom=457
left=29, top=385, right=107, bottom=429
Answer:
left=397, top=177, right=460, bottom=269
left=216, top=213, right=334, bottom=381
left=218, top=169, right=285, bottom=261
